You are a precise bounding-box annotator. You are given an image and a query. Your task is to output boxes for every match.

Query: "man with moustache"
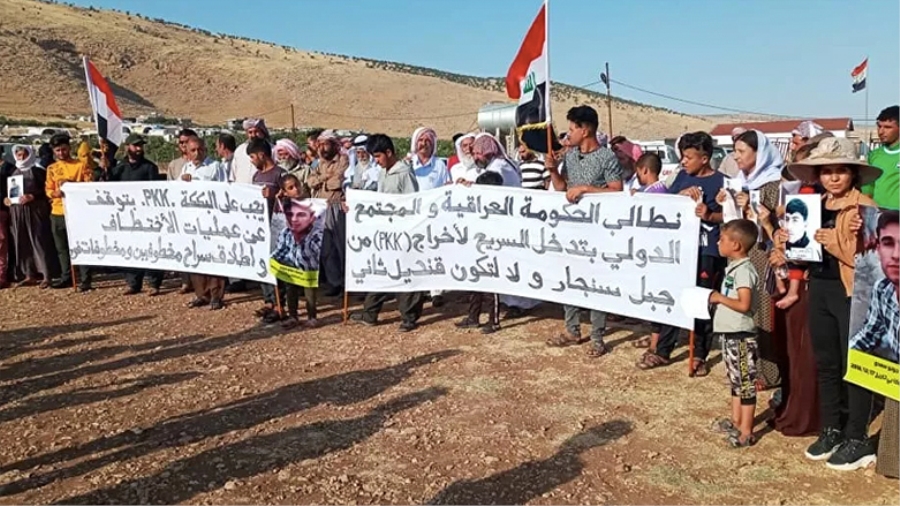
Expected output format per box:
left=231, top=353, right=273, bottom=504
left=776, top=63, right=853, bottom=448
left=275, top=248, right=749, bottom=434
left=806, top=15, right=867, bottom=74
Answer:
left=307, top=130, right=349, bottom=296
left=167, top=129, right=198, bottom=181
left=181, top=137, right=228, bottom=310
left=231, top=118, right=272, bottom=185
left=450, top=133, right=477, bottom=183
left=410, top=127, right=450, bottom=306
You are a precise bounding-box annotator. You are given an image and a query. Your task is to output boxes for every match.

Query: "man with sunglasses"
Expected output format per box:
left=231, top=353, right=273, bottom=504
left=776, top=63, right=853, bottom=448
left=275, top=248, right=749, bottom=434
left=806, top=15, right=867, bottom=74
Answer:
left=167, top=128, right=198, bottom=181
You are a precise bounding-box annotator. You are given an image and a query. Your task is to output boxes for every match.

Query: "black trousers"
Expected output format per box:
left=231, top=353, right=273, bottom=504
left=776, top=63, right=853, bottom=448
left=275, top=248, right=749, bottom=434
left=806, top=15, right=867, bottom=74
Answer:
left=286, top=284, right=317, bottom=320
left=125, top=268, right=164, bottom=291
left=319, top=203, right=346, bottom=291
left=656, top=254, right=726, bottom=360
left=362, top=291, right=424, bottom=324
left=468, top=292, right=500, bottom=326
left=808, top=277, right=874, bottom=440
left=50, top=215, right=71, bottom=281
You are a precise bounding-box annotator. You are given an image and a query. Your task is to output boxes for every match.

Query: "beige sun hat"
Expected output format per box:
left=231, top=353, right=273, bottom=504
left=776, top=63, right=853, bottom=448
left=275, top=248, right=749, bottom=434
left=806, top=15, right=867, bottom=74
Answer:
left=787, top=137, right=882, bottom=186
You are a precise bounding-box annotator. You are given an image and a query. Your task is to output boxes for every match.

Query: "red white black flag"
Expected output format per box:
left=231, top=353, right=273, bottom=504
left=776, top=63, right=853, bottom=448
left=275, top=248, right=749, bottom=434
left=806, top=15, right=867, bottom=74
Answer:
left=506, top=0, right=559, bottom=154
left=83, top=56, right=125, bottom=147
left=851, top=58, right=868, bottom=93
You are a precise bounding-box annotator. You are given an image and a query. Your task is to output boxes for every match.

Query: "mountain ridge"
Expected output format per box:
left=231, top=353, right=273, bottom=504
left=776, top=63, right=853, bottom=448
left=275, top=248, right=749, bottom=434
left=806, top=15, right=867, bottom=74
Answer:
left=0, top=0, right=713, bottom=137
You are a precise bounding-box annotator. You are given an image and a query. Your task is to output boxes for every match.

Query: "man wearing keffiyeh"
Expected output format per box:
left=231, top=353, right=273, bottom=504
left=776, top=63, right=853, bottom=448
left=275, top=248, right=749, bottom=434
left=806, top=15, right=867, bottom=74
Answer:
left=231, top=118, right=272, bottom=184
left=307, top=130, right=349, bottom=296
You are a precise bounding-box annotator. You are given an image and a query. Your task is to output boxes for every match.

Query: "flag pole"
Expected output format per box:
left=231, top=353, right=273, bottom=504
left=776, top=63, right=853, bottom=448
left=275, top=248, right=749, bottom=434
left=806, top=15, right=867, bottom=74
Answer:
left=865, top=55, right=869, bottom=138
left=544, top=0, right=553, bottom=156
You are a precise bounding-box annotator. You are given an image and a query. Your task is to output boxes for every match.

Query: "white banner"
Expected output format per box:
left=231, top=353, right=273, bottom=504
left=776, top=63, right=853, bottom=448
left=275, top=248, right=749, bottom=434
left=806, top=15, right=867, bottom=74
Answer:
left=345, top=187, right=700, bottom=328
left=63, top=181, right=275, bottom=284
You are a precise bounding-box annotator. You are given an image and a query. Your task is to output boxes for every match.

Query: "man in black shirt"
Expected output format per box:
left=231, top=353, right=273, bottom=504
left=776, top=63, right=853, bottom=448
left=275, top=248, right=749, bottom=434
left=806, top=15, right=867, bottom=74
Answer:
left=106, top=134, right=164, bottom=296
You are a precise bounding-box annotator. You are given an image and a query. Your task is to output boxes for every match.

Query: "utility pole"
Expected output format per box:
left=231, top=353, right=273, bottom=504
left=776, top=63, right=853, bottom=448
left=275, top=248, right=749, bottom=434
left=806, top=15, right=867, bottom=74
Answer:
left=600, top=63, right=613, bottom=136
left=290, top=103, right=296, bottom=134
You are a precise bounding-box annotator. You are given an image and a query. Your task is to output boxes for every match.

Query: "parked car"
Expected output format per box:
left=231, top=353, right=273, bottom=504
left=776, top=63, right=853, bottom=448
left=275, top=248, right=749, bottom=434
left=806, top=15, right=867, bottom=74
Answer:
left=637, top=141, right=680, bottom=180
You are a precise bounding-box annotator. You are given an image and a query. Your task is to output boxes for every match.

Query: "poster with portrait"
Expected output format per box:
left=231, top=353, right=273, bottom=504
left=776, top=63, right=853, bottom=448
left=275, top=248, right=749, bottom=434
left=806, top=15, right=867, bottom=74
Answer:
left=845, top=207, right=899, bottom=401
left=7, top=175, right=23, bottom=205
left=782, top=194, right=822, bottom=262
left=269, top=198, right=327, bottom=287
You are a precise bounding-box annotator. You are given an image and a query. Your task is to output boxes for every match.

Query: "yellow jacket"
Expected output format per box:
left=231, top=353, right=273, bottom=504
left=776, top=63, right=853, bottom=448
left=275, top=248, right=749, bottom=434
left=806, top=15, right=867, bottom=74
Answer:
left=46, top=153, right=92, bottom=216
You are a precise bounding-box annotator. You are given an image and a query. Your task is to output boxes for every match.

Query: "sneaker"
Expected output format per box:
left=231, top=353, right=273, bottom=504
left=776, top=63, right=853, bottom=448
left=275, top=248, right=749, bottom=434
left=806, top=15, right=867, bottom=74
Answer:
left=805, top=427, right=844, bottom=461
left=455, top=317, right=480, bottom=329
left=123, top=287, right=141, bottom=296
left=480, top=323, right=500, bottom=335
left=51, top=278, right=73, bottom=289
left=826, top=438, right=877, bottom=471
left=77, top=285, right=93, bottom=293
left=349, top=312, right=376, bottom=326
left=398, top=321, right=417, bottom=333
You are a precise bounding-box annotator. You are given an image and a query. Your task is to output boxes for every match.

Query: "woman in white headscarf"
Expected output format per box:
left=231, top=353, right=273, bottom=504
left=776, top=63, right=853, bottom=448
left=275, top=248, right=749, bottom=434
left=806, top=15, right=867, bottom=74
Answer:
left=723, top=129, right=786, bottom=391
left=3, top=145, right=58, bottom=287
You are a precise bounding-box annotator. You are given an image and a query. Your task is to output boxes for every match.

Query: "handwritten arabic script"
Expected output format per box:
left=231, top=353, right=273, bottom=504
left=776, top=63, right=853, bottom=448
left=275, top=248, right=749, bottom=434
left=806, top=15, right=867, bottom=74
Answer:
left=63, top=182, right=275, bottom=284
left=345, top=186, right=700, bottom=328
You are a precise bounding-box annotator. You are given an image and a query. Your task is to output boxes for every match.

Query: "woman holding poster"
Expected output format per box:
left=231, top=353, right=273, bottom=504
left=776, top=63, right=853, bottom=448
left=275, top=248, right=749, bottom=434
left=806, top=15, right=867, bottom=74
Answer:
left=3, top=145, right=58, bottom=288
left=270, top=182, right=327, bottom=329
left=785, top=137, right=883, bottom=472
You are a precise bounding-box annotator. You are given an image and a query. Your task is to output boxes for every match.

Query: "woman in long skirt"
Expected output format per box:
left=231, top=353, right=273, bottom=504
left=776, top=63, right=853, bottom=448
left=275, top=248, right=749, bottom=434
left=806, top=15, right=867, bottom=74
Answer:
left=4, top=145, right=58, bottom=287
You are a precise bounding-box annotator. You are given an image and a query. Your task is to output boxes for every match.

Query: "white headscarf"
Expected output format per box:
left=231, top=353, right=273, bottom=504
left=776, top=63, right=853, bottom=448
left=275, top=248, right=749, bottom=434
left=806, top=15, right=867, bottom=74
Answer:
left=736, top=130, right=784, bottom=190
left=13, top=145, right=36, bottom=171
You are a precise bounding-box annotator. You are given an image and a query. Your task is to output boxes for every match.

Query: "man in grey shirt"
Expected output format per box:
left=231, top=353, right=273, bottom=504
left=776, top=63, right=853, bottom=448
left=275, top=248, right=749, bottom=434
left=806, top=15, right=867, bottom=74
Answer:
left=545, top=105, right=624, bottom=358
left=350, top=134, right=424, bottom=333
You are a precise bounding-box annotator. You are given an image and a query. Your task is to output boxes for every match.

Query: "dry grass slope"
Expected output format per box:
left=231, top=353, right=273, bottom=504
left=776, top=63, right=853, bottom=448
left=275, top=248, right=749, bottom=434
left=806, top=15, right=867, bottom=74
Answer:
left=0, top=0, right=713, bottom=138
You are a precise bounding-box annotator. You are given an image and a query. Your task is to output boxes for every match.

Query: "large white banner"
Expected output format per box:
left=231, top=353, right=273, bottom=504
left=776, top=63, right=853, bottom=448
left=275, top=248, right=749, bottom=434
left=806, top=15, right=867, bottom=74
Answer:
left=346, top=187, right=700, bottom=328
left=63, top=181, right=275, bottom=284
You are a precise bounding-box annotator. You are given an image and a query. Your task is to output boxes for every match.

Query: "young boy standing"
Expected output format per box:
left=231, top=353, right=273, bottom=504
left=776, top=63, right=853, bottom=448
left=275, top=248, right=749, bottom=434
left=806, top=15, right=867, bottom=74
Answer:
left=710, top=219, right=760, bottom=447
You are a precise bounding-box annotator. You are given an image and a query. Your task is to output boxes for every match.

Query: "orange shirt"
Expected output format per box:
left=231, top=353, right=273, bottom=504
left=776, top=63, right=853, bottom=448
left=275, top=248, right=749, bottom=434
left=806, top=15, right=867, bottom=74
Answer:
left=46, top=158, right=92, bottom=215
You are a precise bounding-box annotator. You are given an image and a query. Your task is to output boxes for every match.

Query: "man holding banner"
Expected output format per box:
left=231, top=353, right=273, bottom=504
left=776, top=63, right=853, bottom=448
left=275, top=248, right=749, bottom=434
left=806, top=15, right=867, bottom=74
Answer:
left=544, top=106, right=624, bottom=357
left=181, top=137, right=228, bottom=310
left=349, top=134, right=424, bottom=332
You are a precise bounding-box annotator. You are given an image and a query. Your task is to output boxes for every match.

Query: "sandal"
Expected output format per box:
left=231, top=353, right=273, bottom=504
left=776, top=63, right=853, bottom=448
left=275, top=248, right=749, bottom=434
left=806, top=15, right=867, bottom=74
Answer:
left=690, top=359, right=710, bottom=378
left=711, top=417, right=739, bottom=435
left=632, top=336, right=652, bottom=348
left=636, top=351, right=669, bottom=370
left=39, top=280, right=51, bottom=289
left=455, top=317, right=480, bottom=329
left=727, top=433, right=757, bottom=448
left=585, top=341, right=610, bottom=358
left=546, top=332, right=587, bottom=348
left=281, top=316, right=300, bottom=330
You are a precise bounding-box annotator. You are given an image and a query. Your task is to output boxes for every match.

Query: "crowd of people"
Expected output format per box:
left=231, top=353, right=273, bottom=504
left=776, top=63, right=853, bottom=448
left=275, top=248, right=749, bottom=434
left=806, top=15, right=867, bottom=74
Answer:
left=0, top=104, right=897, bottom=475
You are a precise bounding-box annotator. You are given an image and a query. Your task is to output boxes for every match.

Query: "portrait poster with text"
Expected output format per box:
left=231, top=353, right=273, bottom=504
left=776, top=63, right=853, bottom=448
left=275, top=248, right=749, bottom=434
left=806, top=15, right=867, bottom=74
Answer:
left=845, top=206, right=899, bottom=401
left=345, top=187, right=701, bottom=329
left=62, top=181, right=276, bottom=284
left=269, top=198, right=327, bottom=287
left=783, top=194, right=823, bottom=262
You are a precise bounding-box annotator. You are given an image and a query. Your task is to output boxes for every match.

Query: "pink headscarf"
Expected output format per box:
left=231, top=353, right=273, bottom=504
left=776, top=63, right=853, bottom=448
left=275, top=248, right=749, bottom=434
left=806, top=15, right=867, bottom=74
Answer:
left=614, top=139, right=643, bottom=162
left=274, top=138, right=302, bottom=161
left=411, top=127, right=438, bottom=159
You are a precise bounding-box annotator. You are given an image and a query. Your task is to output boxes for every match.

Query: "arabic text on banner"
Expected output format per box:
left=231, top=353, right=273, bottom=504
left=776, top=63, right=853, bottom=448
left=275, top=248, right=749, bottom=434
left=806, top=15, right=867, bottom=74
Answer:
left=63, top=181, right=275, bottom=284
left=345, top=187, right=701, bottom=329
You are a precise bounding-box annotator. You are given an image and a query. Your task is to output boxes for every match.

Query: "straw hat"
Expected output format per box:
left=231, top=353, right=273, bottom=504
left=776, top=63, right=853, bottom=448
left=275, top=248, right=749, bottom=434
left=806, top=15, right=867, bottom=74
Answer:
left=787, top=137, right=882, bottom=186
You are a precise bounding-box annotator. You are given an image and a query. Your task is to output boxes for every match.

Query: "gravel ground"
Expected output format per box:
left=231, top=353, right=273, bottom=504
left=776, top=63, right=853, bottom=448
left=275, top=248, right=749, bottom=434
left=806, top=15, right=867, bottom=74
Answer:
left=0, top=277, right=896, bottom=505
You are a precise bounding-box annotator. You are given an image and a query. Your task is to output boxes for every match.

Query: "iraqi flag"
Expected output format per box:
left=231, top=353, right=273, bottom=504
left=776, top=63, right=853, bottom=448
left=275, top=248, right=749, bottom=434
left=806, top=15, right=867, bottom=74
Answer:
left=83, top=56, right=125, bottom=147
left=505, top=1, right=560, bottom=154
left=851, top=58, right=867, bottom=93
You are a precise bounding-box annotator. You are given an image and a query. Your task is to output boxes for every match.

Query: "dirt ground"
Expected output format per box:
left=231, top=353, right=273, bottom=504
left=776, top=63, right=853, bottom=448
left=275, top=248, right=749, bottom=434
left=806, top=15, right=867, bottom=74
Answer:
left=0, top=275, right=897, bottom=505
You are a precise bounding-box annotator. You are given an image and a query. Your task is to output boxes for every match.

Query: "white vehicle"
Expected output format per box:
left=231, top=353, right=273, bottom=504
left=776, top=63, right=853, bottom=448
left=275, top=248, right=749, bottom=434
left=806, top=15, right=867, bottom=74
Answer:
left=636, top=141, right=680, bottom=180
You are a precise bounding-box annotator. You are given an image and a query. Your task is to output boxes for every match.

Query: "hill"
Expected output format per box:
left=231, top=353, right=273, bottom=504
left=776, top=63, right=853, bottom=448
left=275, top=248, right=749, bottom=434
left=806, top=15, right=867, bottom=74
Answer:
left=0, top=0, right=713, bottom=138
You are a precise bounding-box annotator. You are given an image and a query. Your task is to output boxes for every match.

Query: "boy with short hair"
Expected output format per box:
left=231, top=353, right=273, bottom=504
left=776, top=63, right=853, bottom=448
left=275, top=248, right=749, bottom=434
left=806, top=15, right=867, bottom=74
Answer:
left=637, top=132, right=726, bottom=375
left=633, top=152, right=667, bottom=194
left=710, top=219, right=760, bottom=447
